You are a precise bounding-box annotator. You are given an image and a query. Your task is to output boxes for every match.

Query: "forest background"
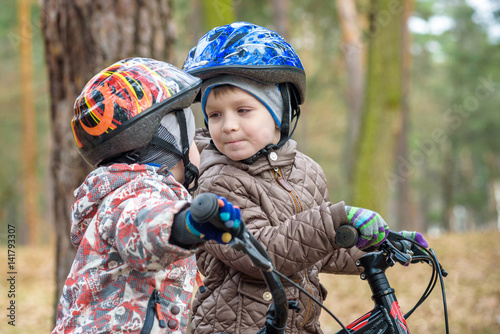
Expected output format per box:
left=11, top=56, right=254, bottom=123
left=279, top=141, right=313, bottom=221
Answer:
left=0, top=0, right=499, bottom=333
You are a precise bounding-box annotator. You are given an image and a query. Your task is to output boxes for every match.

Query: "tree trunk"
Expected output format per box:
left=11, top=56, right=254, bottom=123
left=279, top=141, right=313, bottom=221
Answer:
left=189, top=0, right=203, bottom=44
left=351, top=0, right=404, bottom=216
left=272, top=0, right=289, bottom=40
left=41, top=0, right=175, bottom=321
left=395, top=0, right=413, bottom=230
left=335, top=0, right=365, bottom=198
left=19, top=0, right=40, bottom=245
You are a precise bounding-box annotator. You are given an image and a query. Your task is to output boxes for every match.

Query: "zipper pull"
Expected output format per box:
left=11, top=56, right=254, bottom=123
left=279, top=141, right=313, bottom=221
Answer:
left=274, top=168, right=293, bottom=191
left=196, top=270, right=207, bottom=293
left=154, top=290, right=166, bottom=328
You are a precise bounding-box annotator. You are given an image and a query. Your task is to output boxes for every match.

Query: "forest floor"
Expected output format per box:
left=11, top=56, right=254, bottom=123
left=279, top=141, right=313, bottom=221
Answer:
left=1, top=230, right=499, bottom=333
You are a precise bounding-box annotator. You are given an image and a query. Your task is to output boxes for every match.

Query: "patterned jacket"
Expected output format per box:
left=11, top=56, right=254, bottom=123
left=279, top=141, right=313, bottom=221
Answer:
left=52, top=163, right=197, bottom=334
left=191, top=129, right=365, bottom=334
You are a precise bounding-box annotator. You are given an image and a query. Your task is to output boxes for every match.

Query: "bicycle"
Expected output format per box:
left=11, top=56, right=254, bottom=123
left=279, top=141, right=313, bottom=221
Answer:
left=190, top=193, right=449, bottom=334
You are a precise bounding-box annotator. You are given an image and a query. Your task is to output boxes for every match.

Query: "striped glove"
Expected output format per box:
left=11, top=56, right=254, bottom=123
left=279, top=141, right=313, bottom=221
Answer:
left=345, top=206, right=389, bottom=250
left=399, top=230, right=428, bottom=248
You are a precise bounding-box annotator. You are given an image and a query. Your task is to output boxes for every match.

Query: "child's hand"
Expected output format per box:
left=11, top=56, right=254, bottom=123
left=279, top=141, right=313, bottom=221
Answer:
left=345, top=206, right=389, bottom=250
left=399, top=230, right=428, bottom=248
left=186, top=195, right=241, bottom=244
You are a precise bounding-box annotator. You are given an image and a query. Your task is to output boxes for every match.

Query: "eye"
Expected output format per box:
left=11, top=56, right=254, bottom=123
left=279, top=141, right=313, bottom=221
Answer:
left=237, top=107, right=251, bottom=114
left=207, top=111, right=221, bottom=119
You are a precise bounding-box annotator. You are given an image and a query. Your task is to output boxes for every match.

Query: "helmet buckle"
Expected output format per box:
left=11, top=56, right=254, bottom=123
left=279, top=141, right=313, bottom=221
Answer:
left=124, top=150, right=141, bottom=163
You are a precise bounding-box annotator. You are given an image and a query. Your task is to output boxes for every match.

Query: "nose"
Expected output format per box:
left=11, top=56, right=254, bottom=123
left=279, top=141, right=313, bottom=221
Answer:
left=221, top=112, right=239, bottom=133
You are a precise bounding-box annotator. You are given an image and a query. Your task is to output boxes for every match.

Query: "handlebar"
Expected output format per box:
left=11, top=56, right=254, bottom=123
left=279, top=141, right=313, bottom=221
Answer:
left=335, top=224, right=448, bottom=276
left=335, top=224, right=421, bottom=252
left=334, top=225, right=359, bottom=248
left=190, top=193, right=245, bottom=238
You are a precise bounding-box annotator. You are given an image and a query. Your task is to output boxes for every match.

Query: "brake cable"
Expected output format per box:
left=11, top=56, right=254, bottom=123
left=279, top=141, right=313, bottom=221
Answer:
left=272, top=269, right=351, bottom=333
left=431, top=248, right=449, bottom=334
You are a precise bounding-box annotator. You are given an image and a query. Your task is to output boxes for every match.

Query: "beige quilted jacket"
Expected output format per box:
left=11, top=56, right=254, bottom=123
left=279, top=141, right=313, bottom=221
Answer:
left=192, top=129, right=364, bottom=334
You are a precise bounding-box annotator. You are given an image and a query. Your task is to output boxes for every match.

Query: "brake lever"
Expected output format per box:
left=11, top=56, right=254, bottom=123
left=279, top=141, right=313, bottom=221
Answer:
left=382, top=241, right=413, bottom=266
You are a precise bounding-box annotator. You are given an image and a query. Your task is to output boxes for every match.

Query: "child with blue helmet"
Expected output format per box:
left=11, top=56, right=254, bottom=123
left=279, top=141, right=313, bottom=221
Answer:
left=184, top=22, right=425, bottom=334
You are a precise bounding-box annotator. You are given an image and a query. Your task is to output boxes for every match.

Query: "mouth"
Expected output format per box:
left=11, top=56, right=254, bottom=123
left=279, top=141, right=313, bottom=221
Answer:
left=224, top=139, right=243, bottom=145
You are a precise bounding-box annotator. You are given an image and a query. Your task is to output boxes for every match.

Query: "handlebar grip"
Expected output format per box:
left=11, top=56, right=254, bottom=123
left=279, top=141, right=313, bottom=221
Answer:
left=335, top=225, right=358, bottom=248
left=190, top=193, right=228, bottom=232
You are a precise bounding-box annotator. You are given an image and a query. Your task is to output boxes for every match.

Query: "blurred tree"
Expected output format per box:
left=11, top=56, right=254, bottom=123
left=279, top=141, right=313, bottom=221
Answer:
left=272, top=0, right=290, bottom=39
left=409, top=0, right=500, bottom=231
left=351, top=0, right=405, bottom=217
left=201, top=0, right=235, bottom=30
left=395, top=0, right=414, bottom=230
left=335, top=0, right=365, bottom=195
left=442, top=0, right=500, bottom=230
left=235, top=0, right=271, bottom=27
left=19, top=0, right=40, bottom=244
left=407, top=1, right=453, bottom=231
left=189, top=0, right=203, bottom=46
left=41, top=0, right=176, bottom=320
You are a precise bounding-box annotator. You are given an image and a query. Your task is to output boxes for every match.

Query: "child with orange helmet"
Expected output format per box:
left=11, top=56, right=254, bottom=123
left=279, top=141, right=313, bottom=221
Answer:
left=53, top=57, right=241, bottom=334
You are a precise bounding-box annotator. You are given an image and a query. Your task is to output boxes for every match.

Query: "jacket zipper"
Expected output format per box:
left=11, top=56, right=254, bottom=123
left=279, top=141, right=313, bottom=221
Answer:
left=272, top=167, right=314, bottom=328
left=154, top=290, right=167, bottom=328
left=140, top=290, right=166, bottom=334
left=300, top=269, right=313, bottom=327
left=273, top=167, right=303, bottom=213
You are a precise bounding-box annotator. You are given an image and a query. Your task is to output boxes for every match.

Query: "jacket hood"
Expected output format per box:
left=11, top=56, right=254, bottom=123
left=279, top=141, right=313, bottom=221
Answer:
left=70, top=163, right=162, bottom=248
left=195, top=128, right=297, bottom=176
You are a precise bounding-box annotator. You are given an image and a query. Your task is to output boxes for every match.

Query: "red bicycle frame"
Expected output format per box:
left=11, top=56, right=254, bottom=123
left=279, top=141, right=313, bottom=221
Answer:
left=336, top=246, right=411, bottom=333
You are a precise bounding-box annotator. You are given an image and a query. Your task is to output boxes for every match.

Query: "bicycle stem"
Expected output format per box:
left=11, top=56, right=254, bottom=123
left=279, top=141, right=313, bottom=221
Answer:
left=357, top=252, right=395, bottom=305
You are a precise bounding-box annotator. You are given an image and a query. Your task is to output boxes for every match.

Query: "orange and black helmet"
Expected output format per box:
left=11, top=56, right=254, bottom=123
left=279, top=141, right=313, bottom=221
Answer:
left=72, top=57, right=201, bottom=168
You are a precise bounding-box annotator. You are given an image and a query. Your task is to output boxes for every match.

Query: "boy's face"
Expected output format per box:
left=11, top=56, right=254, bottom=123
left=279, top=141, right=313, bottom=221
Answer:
left=205, top=87, right=280, bottom=161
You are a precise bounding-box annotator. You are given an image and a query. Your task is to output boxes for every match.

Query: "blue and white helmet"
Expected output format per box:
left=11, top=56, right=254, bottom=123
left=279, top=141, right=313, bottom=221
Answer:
left=183, top=21, right=306, bottom=104
left=183, top=22, right=304, bottom=162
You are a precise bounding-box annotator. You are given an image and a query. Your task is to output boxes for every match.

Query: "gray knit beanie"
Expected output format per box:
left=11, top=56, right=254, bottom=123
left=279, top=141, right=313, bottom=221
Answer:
left=138, top=107, right=195, bottom=169
left=200, top=75, right=284, bottom=128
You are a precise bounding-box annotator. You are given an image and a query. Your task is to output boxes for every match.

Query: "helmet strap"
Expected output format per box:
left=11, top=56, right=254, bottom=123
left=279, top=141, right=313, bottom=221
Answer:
left=149, top=110, right=199, bottom=192
left=99, top=148, right=147, bottom=165
left=277, top=83, right=301, bottom=145
left=238, top=143, right=278, bottom=165
left=287, top=83, right=301, bottom=139
left=174, top=109, right=199, bottom=192
left=277, top=83, right=291, bottom=147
